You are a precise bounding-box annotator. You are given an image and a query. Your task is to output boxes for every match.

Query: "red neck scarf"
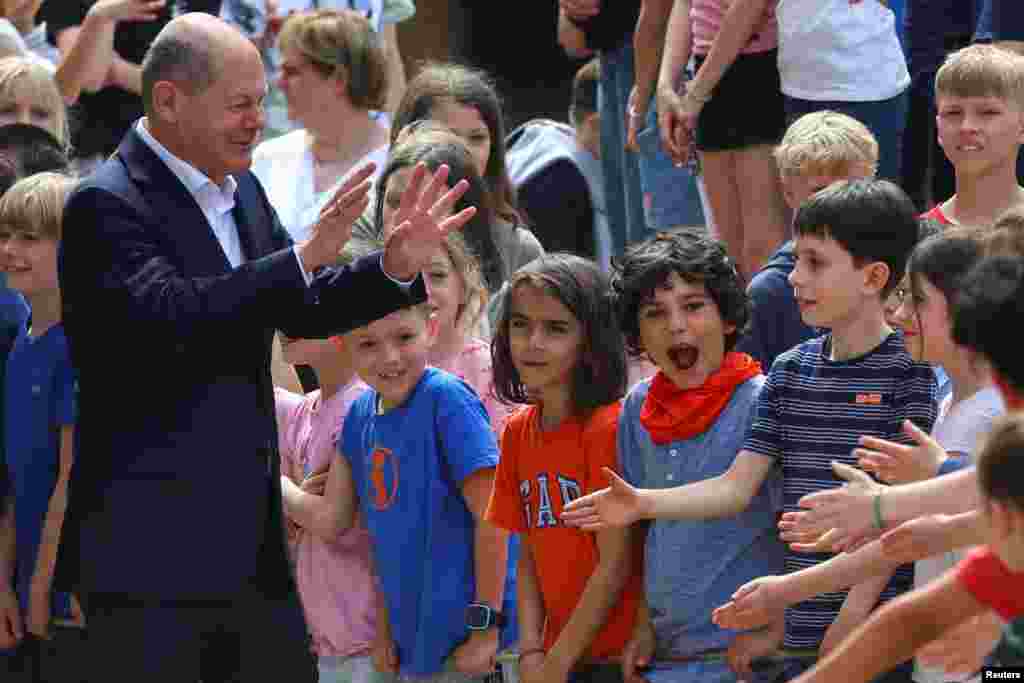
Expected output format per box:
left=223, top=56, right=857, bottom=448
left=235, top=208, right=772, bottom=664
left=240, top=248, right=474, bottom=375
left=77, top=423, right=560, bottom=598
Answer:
left=640, top=352, right=762, bottom=445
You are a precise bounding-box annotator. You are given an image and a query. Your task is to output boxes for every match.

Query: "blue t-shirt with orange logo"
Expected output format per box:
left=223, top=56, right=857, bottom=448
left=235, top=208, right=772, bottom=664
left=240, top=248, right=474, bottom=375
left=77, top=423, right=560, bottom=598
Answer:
left=339, top=367, right=510, bottom=678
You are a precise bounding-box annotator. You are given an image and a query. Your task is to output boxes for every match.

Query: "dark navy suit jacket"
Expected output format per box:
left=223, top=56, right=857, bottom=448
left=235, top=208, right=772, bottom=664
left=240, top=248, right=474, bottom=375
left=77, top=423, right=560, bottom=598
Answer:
left=56, top=128, right=424, bottom=602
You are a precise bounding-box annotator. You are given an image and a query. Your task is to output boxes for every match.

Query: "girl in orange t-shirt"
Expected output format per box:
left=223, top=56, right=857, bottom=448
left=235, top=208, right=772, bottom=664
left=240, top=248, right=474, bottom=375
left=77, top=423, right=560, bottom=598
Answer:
left=485, top=253, right=643, bottom=683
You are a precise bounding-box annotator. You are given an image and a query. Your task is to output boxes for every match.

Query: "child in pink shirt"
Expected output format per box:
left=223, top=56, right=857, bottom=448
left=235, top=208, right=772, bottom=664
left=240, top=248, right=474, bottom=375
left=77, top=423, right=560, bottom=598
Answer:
left=274, top=323, right=385, bottom=683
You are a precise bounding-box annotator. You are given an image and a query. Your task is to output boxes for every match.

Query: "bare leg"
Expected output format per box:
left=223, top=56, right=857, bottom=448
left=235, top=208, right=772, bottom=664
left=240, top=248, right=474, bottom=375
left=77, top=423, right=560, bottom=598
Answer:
left=699, top=149, right=746, bottom=273
left=735, top=144, right=788, bottom=276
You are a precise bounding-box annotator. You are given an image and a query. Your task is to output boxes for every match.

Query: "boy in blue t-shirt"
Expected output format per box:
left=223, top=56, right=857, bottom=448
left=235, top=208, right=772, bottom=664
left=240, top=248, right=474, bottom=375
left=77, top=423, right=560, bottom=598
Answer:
left=563, top=179, right=937, bottom=682
left=281, top=302, right=514, bottom=682
left=0, top=173, right=83, bottom=682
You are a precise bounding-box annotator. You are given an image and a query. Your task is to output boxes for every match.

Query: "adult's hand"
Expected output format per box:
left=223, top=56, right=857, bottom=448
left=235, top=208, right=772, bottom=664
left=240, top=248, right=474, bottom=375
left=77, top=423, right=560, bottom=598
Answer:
left=855, top=420, right=947, bottom=484
left=779, top=462, right=881, bottom=549
left=381, top=163, right=476, bottom=282
left=88, top=0, right=166, bottom=23
left=625, top=86, right=646, bottom=152
left=656, top=81, right=690, bottom=164
left=296, top=162, right=377, bottom=273
left=559, top=0, right=600, bottom=21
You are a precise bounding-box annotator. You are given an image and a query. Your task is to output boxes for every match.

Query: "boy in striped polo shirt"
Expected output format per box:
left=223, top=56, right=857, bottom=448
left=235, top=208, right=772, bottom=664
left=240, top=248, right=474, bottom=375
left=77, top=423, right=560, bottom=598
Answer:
left=563, top=179, right=937, bottom=682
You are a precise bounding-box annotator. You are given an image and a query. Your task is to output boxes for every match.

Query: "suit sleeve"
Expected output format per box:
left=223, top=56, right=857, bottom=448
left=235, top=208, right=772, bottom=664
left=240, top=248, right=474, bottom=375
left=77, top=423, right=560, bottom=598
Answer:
left=60, top=184, right=426, bottom=343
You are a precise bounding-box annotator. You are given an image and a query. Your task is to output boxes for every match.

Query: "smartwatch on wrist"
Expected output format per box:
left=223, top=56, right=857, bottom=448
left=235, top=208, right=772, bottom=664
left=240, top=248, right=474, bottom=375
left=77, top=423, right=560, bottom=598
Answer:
left=466, top=602, right=506, bottom=631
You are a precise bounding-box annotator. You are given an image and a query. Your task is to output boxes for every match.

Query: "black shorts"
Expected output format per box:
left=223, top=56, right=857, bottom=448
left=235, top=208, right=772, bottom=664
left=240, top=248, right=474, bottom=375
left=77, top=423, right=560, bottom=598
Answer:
left=693, top=49, right=787, bottom=152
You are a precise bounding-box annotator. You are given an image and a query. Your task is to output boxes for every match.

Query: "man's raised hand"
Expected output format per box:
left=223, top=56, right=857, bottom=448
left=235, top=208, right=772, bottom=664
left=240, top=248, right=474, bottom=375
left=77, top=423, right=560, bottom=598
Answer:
left=297, top=162, right=376, bottom=273
left=381, top=163, right=475, bottom=282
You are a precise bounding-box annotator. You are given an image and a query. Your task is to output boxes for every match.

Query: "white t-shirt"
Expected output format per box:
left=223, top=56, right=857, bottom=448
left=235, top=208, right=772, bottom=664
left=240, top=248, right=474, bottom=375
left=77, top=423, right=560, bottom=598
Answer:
left=912, top=384, right=1004, bottom=683
left=777, top=0, right=910, bottom=101
left=251, top=129, right=389, bottom=244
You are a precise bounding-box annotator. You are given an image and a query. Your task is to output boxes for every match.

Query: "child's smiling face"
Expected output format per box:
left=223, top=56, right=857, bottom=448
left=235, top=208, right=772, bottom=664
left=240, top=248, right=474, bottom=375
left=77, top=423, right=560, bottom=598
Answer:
left=636, top=271, right=734, bottom=390
left=349, top=307, right=437, bottom=410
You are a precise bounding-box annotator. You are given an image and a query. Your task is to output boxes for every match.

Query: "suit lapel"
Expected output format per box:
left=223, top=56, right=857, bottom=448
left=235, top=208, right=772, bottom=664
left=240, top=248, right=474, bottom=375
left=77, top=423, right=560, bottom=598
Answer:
left=118, top=129, right=232, bottom=276
left=232, top=177, right=272, bottom=261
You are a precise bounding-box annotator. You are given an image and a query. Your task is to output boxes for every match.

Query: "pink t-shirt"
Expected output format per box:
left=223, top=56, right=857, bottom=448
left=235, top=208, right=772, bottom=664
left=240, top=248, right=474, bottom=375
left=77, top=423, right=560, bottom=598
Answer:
left=433, top=337, right=517, bottom=433
left=691, top=0, right=779, bottom=56
left=274, top=381, right=380, bottom=658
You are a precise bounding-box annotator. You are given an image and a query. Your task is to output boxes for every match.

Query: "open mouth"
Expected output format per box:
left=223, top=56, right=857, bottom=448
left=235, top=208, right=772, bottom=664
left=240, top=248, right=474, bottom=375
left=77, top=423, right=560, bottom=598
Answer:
left=666, top=344, right=698, bottom=371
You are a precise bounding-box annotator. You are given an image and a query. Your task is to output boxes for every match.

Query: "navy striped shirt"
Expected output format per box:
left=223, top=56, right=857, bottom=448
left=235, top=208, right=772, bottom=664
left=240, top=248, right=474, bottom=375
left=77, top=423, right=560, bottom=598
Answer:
left=744, top=332, right=938, bottom=649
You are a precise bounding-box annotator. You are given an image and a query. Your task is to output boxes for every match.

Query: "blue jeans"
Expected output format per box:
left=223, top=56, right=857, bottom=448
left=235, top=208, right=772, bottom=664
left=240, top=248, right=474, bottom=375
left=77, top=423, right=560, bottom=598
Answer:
left=599, top=36, right=647, bottom=255
left=637, top=105, right=707, bottom=232
left=784, top=90, right=910, bottom=184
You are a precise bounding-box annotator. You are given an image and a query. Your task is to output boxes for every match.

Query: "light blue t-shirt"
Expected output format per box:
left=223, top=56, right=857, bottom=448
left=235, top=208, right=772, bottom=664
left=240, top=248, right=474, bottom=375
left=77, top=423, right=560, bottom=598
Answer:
left=619, top=375, right=785, bottom=674
left=339, top=367, right=512, bottom=678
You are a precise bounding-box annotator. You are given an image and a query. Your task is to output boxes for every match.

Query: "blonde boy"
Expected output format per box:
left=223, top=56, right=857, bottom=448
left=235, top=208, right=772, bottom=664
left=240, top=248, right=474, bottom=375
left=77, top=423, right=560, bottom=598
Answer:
left=738, top=111, right=878, bottom=370
left=925, top=45, right=1024, bottom=228
left=0, top=172, right=83, bottom=680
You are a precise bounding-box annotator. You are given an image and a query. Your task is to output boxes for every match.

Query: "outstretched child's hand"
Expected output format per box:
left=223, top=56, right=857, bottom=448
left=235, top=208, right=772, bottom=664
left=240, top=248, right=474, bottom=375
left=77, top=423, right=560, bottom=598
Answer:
left=452, top=630, right=498, bottom=677
left=623, top=615, right=656, bottom=683
left=782, top=462, right=881, bottom=549
left=561, top=468, right=646, bottom=531
left=0, top=587, right=23, bottom=649
left=855, top=420, right=947, bottom=484
left=713, top=576, right=787, bottom=631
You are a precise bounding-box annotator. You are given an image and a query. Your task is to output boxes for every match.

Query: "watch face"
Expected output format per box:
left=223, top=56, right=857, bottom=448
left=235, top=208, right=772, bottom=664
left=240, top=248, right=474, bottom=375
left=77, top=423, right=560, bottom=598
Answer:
left=466, top=604, right=491, bottom=629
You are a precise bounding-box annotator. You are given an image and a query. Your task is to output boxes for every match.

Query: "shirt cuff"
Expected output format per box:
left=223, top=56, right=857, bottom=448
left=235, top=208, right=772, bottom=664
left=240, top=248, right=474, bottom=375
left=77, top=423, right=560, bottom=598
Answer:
left=293, top=248, right=314, bottom=287
left=379, top=252, right=415, bottom=289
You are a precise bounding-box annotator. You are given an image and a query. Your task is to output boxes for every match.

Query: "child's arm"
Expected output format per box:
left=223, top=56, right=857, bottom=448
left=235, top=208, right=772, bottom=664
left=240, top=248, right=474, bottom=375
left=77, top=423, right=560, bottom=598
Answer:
left=820, top=571, right=895, bottom=656
left=714, top=536, right=904, bottom=631
left=279, top=454, right=357, bottom=541
left=562, top=451, right=775, bottom=529
left=516, top=541, right=549, bottom=681
left=880, top=510, right=986, bottom=563
left=451, top=467, right=509, bottom=676
left=27, top=424, right=75, bottom=639
left=790, top=571, right=986, bottom=683
left=783, top=466, right=979, bottom=550
left=0, top=494, right=22, bottom=649
left=536, top=523, right=637, bottom=681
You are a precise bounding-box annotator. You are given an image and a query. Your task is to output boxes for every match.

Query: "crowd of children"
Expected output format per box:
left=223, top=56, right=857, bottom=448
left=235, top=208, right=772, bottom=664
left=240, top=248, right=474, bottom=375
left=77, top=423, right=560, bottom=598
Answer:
left=1, top=1, right=1024, bottom=681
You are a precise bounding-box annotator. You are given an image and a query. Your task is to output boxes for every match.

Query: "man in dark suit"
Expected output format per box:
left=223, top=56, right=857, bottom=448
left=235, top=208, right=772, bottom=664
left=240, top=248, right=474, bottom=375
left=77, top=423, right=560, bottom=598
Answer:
left=56, top=12, right=474, bottom=681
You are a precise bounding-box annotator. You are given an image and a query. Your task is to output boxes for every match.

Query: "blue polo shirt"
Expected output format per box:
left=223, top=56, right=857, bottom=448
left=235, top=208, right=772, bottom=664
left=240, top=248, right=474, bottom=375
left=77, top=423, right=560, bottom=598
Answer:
left=3, top=321, right=76, bottom=620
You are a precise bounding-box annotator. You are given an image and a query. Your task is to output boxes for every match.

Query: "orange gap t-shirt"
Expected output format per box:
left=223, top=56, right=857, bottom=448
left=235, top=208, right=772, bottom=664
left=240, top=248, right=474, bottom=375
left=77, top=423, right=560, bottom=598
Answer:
left=485, top=403, right=642, bottom=661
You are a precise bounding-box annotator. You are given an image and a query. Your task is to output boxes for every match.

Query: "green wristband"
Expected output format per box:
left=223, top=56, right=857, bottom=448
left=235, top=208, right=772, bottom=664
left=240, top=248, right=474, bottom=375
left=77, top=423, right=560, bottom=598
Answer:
left=873, top=489, right=886, bottom=531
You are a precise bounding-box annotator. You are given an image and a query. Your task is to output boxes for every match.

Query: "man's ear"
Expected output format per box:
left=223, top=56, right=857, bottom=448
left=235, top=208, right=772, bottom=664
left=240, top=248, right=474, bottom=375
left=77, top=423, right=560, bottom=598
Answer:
left=426, top=311, right=440, bottom=340
left=864, top=261, right=892, bottom=296
left=151, top=80, right=182, bottom=125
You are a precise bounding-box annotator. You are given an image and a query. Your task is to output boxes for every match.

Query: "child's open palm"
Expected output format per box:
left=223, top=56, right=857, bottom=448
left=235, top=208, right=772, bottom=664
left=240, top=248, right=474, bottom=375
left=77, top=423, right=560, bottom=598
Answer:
left=561, top=468, right=643, bottom=531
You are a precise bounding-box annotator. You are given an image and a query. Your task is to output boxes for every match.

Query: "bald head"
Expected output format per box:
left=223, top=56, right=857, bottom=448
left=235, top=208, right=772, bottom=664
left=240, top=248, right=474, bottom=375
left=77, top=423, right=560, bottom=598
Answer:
left=141, top=13, right=260, bottom=116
